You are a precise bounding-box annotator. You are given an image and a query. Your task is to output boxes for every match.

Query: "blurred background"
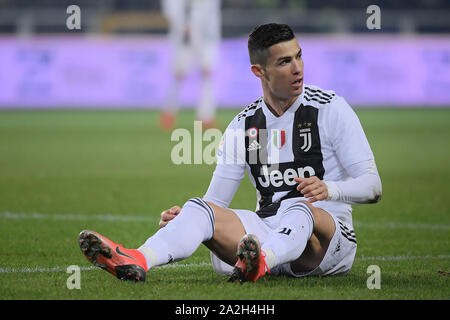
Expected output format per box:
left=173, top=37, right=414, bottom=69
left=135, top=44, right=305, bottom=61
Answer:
left=1, top=0, right=450, bottom=35
left=0, top=0, right=449, bottom=109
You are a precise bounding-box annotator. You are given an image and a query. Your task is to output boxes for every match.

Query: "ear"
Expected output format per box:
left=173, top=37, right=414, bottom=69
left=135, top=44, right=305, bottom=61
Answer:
left=251, top=64, right=265, bottom=79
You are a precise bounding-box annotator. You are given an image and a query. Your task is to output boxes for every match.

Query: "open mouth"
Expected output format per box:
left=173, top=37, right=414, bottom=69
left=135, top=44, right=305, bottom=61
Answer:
left=291, top=78, right=303, bottom=87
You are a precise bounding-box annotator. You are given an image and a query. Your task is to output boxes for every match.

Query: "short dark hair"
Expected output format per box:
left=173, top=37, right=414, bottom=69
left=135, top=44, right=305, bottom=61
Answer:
left=248, top=23, right=295, bottom=66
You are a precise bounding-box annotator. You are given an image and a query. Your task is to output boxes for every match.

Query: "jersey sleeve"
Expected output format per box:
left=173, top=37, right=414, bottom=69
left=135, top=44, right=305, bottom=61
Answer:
left=325, top=159, right=382, bottom=204
left=213, top=116, right=246, bottom=181
left=202, top=116, right=246, bottom=207
left=327, top=96, right=375, bottom=169
left=202, top=174, right=241, bottom=208
left=323, top=97, right=382, bottom=204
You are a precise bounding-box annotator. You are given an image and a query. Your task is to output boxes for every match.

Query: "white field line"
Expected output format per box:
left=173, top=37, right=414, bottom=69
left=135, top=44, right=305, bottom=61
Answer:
left=1, top=211, right=449, bottom=231
left=356, top=254, right=450, bottom=261
left=0, top=212, right=157, bottom=223
left=0, top=256, right=448, bottom=274
left=0, top=263, right=211, bottom=274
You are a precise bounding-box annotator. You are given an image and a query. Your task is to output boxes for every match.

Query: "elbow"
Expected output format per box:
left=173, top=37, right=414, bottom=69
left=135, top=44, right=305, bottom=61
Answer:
left=368, top=193, right=381, bottom=203
left=368, top=179, right=382, bottom=204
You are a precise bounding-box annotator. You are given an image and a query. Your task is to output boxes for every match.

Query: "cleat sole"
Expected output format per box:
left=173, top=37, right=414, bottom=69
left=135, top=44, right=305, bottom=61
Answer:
left=227, top=267, right=245, bottom=284
left=228, top=234, right=263, bottom=283
left=115, top=264, right=146, bottom=282
left=78, top=230, right=146, bottom=282
left=78, top=230, right=112, bottom=267
left=236, top=235, right=260, bottom=273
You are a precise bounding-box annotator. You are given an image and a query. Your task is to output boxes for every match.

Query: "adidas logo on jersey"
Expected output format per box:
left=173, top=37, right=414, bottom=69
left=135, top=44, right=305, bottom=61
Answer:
left=247, top=140, right=262, bottom=151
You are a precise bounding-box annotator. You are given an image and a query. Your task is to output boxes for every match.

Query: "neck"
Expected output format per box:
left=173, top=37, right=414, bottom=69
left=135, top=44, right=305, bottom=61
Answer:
left=263, top=94, right=298, bottom=117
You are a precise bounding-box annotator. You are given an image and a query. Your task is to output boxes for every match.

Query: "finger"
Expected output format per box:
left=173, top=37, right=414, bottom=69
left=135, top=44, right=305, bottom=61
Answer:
left=159, top=211, right=178, bottom=227
left=308, top=193, right=326, bottom=203
left=305, top=188, right=328, bottom=202
left=296, top=180, right=311, bottom=191
left=305, top=192, right=325, bottom=201
left=301, top=183, right=326, bottom=199
left=160, top=210, right=169, bottom=218
left=304, top=182, right=324, bottom=195
left=169, top=206, right=181, bottom=214
left=161, top=206, right=181, bottom=218
left=294, top=176, right=318, bottom=183
left=308, top=197, right=318, bottom=204
left=299, top=181, right=321, bottom=195
left=159, top=220, right=168, bottom=229
left=295, top=177, right=317, bottom=190
left=299, top=182, right=316, bottom=195
left=161, top=211, right=177, bottom=221
left=304, top=185, right=327, bottom=199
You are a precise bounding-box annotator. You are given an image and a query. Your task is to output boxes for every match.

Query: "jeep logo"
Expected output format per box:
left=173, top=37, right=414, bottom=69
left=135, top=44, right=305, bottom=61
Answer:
left=257, top=165, right=316, bottom=188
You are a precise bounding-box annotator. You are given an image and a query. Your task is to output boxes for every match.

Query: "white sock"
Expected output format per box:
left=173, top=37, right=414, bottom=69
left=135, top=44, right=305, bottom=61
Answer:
left=138, top=198, right=215, bottom=271
left=261, top=202, right=314, bottom=269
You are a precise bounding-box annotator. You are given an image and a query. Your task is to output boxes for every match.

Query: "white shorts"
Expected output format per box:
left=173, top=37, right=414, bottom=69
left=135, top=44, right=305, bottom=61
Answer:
left=210, top=208, right=357, bottom=278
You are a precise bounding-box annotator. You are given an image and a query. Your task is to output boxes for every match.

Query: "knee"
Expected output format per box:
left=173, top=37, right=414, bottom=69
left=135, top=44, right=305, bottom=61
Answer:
left=182, top=197, right=215, bottom=233
left=183, top=198, right=215, bottom=217
left=282, top=201, right=315, bottom=225
left=297, top=200, right=318, bottom=222
left=297, top=201, right=336, bottom=240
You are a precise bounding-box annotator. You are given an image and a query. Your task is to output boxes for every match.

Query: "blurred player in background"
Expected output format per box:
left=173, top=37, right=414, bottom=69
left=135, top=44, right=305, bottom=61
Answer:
left=159, top=0, right=221, bottom=130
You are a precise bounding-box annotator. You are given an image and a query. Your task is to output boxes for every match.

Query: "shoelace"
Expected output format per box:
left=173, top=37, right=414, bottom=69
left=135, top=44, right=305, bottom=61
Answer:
left=261, top=251, right=271, bottom=275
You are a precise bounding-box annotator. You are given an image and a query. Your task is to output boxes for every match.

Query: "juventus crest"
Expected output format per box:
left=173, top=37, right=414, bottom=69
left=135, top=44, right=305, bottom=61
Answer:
left=299, top=128, right=312, bottom=152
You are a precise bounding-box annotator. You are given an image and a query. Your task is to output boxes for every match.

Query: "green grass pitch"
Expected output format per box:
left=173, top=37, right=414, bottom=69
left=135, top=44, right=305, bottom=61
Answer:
left=0, top=108, right=449, bottom=300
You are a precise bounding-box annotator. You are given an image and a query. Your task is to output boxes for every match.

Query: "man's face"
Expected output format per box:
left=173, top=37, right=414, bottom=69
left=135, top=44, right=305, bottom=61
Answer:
left=256, top=38, right=304, bottom=101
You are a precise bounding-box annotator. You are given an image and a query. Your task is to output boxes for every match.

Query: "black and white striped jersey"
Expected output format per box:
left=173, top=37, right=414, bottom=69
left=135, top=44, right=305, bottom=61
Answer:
left=214, top=84, right=375, bottom=226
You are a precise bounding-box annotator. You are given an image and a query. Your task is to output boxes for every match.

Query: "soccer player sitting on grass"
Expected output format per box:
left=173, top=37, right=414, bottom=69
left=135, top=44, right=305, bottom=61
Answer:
left=78, top=23, right=382, bottom=283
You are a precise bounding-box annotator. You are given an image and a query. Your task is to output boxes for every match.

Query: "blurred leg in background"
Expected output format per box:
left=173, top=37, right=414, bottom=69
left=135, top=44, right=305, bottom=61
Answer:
left=160, top=0, right=221, bottom=131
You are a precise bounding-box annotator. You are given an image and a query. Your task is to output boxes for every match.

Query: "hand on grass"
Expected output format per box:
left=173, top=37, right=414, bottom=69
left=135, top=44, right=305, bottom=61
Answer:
left=158, top=205, right=181, bottom=228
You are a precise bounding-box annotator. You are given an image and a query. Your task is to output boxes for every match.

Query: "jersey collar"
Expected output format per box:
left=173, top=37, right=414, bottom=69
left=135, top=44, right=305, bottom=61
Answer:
left=260, top=88, right=305, bottom=123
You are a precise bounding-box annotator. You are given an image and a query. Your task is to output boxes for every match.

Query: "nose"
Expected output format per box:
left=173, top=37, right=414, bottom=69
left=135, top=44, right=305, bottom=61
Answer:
left=292, top=58, right=302, bottom=75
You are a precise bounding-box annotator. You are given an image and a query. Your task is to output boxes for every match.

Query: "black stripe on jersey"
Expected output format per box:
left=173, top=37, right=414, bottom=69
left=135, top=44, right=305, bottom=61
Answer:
left=305, top=86, right=334, bottom=99
left=278, top=187, right=305, bottom=204
left=304, top=95, right=330, bottom=105
left=257, top=202, right=281, bottom=218
left=304, top=91, right=331, bottom=101
left=244, top=103, right=326, bottom=218
left=304, top=87, right=335, bottom=105
left=252, top=161, right=317, bottom=192
left=305, top=91, right=333, bottom=102
left=292, top=104, right=325, bottom=173
left=237, top=98, right=262, bottom=122
left=244, top=108, right=274, bottom=212
left=245, top=107, right=269, bottom=165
